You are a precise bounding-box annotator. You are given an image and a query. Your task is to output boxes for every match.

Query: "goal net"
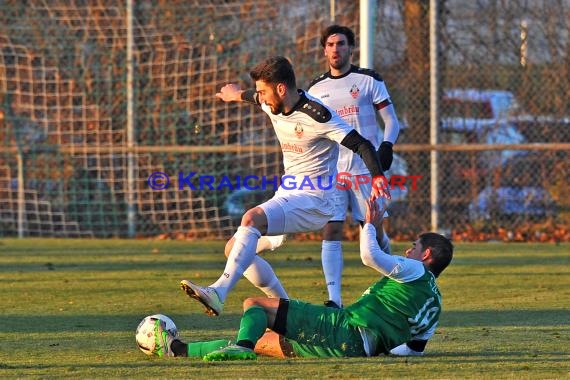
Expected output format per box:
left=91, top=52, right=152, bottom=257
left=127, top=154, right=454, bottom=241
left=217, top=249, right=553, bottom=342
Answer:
left=0, top=1, right=362, bottom=238
left=1, top=1, right=567, bottom=239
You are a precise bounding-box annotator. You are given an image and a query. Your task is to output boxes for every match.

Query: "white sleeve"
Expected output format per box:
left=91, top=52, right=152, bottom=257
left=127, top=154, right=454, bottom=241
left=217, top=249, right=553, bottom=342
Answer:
left=360, top=224, right=426, bottom=282
left=378, top=104, right=400, bottom=144
left=390, top=323, right=437, bottom=356
left=389, top=343, right=424, bottom=356
left=359, top=224, right=399, bottom=276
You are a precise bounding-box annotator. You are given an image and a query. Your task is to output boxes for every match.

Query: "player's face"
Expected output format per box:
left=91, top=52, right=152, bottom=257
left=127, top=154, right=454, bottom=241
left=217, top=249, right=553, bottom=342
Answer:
left=256, top=80, right=285, bottom=114
left=405, top=239, right=425, bottom=261
left=324, top=33, right=352, bottom=72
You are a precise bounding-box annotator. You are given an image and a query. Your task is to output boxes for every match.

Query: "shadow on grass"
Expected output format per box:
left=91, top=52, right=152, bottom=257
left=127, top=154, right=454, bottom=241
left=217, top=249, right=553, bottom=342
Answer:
left=2, top=309, right=568, bottom=334
left=0, top=312, right=241, bottom=333
left=442, top=309, right=570, bottom=327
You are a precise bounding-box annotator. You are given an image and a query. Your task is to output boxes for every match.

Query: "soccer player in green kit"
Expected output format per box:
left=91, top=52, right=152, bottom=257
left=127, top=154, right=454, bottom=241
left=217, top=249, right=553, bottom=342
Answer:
left=152, top=200, right=453, bottom=360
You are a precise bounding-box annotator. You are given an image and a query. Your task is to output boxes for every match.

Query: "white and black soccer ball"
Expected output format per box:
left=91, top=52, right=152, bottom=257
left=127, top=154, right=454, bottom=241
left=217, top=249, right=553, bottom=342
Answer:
left=135, top=314, right=179, bottom=356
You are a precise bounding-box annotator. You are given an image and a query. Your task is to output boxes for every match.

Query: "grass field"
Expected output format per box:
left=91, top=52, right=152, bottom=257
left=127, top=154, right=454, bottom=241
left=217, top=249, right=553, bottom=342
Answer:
left=1, top=238, right=569, bottom=379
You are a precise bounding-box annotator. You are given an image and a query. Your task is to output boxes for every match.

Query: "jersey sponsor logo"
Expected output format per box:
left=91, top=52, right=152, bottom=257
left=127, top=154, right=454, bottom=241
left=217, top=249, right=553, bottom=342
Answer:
left=294, top=123, right=304, bottom=138
left=320, top=94, right=330, bottom=99
left=281, top=141, right=304, bottom=153
left=336, top=104, right=360, bottom=117
left=350, top=83, right=360, bottom=99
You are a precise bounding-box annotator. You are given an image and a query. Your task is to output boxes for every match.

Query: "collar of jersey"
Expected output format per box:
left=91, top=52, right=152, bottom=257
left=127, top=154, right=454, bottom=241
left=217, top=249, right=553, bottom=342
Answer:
left=281, top=89, right=308, bottom=116
left=327, top=64, right=357, bottom=80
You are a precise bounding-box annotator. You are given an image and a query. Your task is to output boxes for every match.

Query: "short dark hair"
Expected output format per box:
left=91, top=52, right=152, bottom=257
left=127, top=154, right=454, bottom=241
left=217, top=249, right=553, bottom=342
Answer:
left=249, top=56, right=296, bottom=90
left=419, top=232, right=454, bottom=277
left=320, top=25, right=356, bottom=48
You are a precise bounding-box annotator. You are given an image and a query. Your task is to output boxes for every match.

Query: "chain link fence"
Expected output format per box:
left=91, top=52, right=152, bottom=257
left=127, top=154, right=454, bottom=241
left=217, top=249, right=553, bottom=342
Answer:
left=1, top=0, right=568, bottom=241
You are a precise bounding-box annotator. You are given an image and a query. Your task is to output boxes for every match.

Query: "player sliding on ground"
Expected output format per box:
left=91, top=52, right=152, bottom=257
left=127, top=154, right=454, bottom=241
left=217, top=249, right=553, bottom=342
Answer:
left=153, top=200, right=453, bottom=360
left=180, top=56, right=390, bottom=317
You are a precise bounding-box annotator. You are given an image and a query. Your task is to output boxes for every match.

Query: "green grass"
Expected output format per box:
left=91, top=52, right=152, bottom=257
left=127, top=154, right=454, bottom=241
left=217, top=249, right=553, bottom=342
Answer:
left=0, top=239, right=569, bottom=379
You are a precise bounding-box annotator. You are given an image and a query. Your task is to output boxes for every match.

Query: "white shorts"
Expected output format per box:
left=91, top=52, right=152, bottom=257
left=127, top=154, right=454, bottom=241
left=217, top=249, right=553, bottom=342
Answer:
left=259, top=190, right=335, bottom=235
left=332, top=173, right=388, bottom=223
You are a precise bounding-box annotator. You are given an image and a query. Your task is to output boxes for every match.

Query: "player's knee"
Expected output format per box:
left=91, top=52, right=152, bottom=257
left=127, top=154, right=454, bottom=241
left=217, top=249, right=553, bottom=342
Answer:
left=323, top=221, right=344, bottom=240
left=242, top=297, right=265, bottom=311
left=240, top=207, right=266, bottom=229
left=242, top=297, right=258, bottom=311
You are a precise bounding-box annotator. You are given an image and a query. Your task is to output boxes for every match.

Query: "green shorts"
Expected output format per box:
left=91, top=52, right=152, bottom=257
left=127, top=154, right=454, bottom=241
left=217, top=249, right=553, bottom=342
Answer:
left=282, top=299, right=366, bottom=358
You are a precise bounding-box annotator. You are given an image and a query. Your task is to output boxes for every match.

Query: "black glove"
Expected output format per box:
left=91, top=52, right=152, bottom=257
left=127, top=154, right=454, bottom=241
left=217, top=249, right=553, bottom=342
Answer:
left=377, top=141, right=393, bottom=171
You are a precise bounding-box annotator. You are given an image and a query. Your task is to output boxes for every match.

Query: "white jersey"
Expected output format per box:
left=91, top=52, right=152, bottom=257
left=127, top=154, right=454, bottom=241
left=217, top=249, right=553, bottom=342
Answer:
left=308, top=65, right=391, bottom=175
left=260, top=90, right=354, bottom=197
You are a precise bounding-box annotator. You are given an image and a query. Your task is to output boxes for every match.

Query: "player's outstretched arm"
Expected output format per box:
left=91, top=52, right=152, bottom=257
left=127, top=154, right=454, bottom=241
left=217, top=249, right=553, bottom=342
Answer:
left=215, top=84, right=244, bottom=102
left=215, top=84, right=260, bottom=105
left=378, top=104, right=400, bottom=145
left=377, top=104, right=400, bottom=171
left=340, top=130, right=391, bottom=200
left=360, top=199, right=397, bottom=275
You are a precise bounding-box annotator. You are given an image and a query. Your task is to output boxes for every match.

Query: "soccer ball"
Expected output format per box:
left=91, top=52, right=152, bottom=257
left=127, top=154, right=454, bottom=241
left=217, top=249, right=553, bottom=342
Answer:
left=135, top=314, right=179, bottom=356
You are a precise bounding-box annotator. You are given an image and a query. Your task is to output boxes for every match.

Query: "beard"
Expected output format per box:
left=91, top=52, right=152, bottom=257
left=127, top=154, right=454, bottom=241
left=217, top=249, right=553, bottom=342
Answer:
left=329, top=54, right=350, bottom=71
left=269, top=101, right=285, bottom=115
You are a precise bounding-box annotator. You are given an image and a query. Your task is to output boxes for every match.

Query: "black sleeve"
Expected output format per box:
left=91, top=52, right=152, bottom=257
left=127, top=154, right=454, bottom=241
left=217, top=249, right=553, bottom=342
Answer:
left=241, top=89, right=260, bottom=105
left=340, top=130, right=384, bottom=178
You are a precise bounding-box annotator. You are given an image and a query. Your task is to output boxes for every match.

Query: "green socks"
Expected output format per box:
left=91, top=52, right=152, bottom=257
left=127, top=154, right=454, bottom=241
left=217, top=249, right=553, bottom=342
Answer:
left=185, top=306, right=267, bottom=358
left=187, top=339, right=231, bottom=358
left=236, top=305, right=267, bottom=348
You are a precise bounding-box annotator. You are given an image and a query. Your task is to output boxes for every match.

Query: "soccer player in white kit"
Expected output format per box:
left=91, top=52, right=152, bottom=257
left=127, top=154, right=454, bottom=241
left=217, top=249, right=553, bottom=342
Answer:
left=257, top=25, right=402, bottom=308
left=180, top=56, right=390, bottom=316
left=307, top=25, right=401, bottom=308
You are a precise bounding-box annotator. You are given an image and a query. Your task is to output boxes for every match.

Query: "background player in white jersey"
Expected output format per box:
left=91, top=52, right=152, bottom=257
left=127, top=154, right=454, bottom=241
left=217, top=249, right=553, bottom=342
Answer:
left=180, top=56, right=390, bottom=317
left=151, top=200, right=453, bottom=360
left=258, top=25, right=401, bottom=308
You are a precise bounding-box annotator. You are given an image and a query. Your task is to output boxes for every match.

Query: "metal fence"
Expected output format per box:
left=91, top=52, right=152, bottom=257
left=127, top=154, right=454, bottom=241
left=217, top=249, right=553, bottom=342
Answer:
left=1, top=0, right=568, bottom=241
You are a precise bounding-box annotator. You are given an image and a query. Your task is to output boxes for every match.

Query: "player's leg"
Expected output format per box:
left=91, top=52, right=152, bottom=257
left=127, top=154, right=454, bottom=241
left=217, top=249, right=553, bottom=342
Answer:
left=182, top=192, right=333, bottom=316
left=274, top=299, right=367, bottom=358
left=238, top=193, right=334, bottom=301
left=256, top=234, right=287, bottom=253
left=150, top=319, right=231, bottom=358
left=180, top=206, right=267, bottom=316
left=224, top=236, right=288, bottom=299
left=203, top=297, right=281, bottom=361
left=321, top=187, right=348, bottom=308
left=321, top=221, right=344, bottom=308
left=254, top=330, right=296, bottom=358
left=209, top=207, right=267, bottom=299
left=225, top=234, right=287, bottom=256
left=170, top=339, right=232, bottom=358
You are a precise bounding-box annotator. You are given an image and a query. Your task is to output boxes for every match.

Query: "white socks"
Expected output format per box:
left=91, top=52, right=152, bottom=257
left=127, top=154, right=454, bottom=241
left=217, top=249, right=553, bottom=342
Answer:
left=212, top=226, right=261, bottom=301
left=243, top=256, right=288, bottom=299
left=256, top=234, right=286, bottom=253
left=321, top=240, right=343, bottom=306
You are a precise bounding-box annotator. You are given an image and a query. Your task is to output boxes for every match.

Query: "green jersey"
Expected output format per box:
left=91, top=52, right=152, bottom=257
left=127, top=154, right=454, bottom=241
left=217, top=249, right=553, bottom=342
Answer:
left=344, top=261, right=442, bottom=355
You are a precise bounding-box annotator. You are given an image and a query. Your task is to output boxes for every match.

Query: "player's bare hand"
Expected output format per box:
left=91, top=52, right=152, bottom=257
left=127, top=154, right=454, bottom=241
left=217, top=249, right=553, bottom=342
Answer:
left=371, top=175, right=391, bottom=201
left=365, top=198, right=389, bottom=224
left=364, top=199, right=380, bottom=224
left=215, top=84, right=243, bottom=102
